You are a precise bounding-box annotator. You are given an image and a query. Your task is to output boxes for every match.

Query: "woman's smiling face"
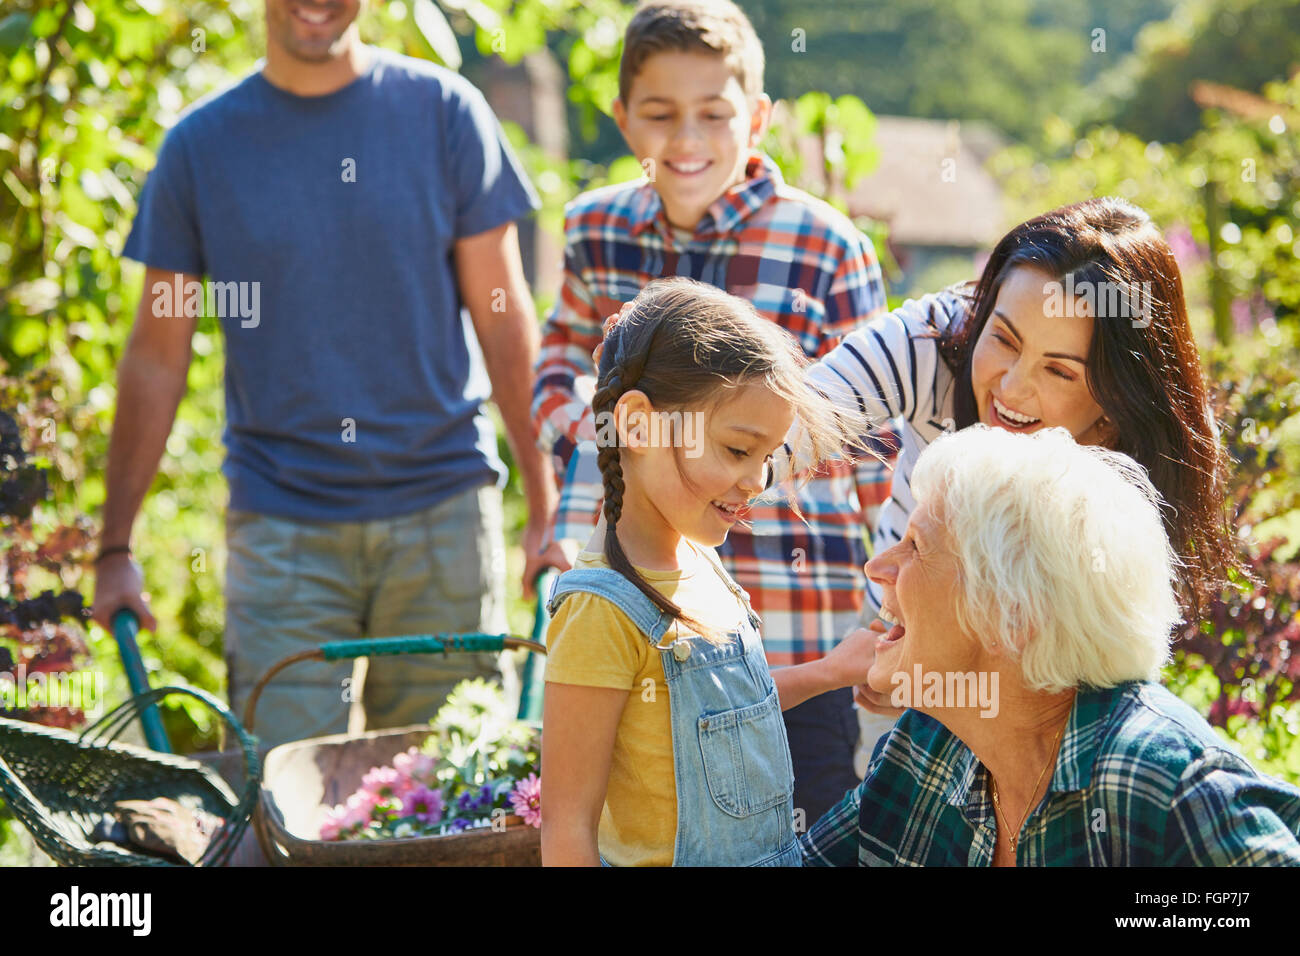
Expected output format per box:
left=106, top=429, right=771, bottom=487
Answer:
left=970, top=265, right=1113, bottom=445
left=864, top=500, right=971, bottom=699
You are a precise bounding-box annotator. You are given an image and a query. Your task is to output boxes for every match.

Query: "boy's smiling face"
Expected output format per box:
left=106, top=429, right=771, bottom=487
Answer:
left=614, top=50, right=771, bottom=231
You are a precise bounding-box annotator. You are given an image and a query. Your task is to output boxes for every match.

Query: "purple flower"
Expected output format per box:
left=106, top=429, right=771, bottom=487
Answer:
left=401, top=786, right=444, bottom=825
left=448, top=817, right=473, bottom=833
left=509, top=773, right=541, bottom=828
left=455, top=784, right=498, bottom=812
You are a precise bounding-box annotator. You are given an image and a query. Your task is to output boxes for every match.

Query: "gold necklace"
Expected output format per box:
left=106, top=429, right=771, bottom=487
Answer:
left=990, top=715, right=1067, bottom=855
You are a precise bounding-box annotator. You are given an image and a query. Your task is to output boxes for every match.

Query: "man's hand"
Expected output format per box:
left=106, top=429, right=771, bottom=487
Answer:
left=91, top=553, right=158, bottom=633
left=851, top=618, right=905, bottom=717
left=521, top=516, right=571, bottom=600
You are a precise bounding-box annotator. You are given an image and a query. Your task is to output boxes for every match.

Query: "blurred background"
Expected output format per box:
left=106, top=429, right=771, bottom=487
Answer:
left=2, top=0, right=1298, bottom=859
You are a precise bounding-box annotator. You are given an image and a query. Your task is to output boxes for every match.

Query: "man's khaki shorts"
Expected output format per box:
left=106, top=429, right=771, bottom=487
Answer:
left=224, top=483, right=509, bottom=750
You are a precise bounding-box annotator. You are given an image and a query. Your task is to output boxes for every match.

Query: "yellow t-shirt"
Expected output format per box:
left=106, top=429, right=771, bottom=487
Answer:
left=544, top=545, right=749, bottom=866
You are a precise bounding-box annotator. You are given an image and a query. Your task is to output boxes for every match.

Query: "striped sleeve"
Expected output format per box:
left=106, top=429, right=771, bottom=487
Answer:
left=854, top=419, right=902, bottom=533
left=806, top=289, right=968, bottom=439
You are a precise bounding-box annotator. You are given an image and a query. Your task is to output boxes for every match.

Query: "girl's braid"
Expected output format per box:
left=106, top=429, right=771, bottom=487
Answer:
left=593, top=319, right=658, bottom=530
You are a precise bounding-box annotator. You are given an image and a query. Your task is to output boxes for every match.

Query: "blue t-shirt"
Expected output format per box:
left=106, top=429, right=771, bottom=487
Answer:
left=123, top=46, right=540, bottom=521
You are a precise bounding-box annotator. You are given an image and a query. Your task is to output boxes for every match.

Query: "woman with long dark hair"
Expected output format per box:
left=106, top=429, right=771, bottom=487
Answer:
left=809, top=196, right=1237, bottom=628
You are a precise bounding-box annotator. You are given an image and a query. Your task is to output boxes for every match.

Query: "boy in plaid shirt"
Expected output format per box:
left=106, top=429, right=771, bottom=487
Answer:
left=531, top=0, right=894, bottom=820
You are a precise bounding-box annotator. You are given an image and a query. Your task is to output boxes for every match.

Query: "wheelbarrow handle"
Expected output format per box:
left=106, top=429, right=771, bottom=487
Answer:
left=319, top=633, right=544, bottom=661
left=243, top=632, right=548, bottom=734
left=519, top=567, right=560, bottom=722
left=243, top=566, right=563, bottom=733
left=110, top=608, right=171, bottom=754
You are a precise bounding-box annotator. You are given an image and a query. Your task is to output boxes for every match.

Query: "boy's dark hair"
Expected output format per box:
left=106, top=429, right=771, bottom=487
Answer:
left=618, top=0, right=765, bottom=102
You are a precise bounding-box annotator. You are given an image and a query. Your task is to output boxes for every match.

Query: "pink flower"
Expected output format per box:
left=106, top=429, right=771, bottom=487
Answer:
left=1164, top=224, right=1205, bottom=267
left=393, top=747, right=437, bottom=784
left=361, top=765, right=413, bottom=801
left=401, top=785, right=444, bottom=825
left=342, top=789, right=379, bottom=829
left=321, top=794, right=371, bottom=840
left=319, top=804, right=349, bottom=841
left=509, top=773, right=541, bottom=828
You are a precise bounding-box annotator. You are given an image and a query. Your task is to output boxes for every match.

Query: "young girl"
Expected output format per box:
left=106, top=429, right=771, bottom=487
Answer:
left=540, top=277, right=876, bottom=867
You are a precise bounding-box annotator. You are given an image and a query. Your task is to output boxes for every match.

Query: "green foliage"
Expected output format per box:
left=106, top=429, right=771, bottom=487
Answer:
left=0, top=0, right=630, bottom=752
left=992, top=72, right=1300, bottom=345
left=749, top=0, right=1176, bottom=146
left=763, top=91, right=896, bottom=282
left=1164, top=348, right=1300, bottom=784
left=0, top=368, right=97, bottom=852
left=1103, top=0, right=1300, bottom=142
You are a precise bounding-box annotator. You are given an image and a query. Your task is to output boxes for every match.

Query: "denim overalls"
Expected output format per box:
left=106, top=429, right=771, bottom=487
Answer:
left=546, top=546, right=802, bottom=867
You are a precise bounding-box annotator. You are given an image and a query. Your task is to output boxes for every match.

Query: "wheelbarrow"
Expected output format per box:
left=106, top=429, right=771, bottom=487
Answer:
left=0, top=680, right=261, bottom=867
left=245, top=571, right=556, bottom=866
left=0, top=566, right=555, bottom=867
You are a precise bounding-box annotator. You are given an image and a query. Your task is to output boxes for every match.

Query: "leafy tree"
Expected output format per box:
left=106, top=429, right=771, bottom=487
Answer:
left=992, top=72, right=1300, bottom=344
left=748, top=0, right=1176, bottom=144
left=0, top=0, right=689, bottom=752
left=1103, top=0, right=1300, bottom=143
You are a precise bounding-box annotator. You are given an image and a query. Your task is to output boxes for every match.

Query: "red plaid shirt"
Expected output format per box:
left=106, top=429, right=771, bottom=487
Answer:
left=532, top=152, right=897, bottom=663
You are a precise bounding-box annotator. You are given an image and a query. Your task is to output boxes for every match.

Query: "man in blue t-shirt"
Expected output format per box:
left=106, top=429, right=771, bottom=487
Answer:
left=91, top=0, right=568, bottom=748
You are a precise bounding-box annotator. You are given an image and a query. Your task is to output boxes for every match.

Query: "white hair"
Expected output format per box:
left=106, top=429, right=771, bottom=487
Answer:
left=910, top=425, right=1181, bottom=692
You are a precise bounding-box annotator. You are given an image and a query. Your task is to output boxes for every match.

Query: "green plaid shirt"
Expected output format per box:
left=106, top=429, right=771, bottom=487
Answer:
left=801, top=681, right=1300, bottom=866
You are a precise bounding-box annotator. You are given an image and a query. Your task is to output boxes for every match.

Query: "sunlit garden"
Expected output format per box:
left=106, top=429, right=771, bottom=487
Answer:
left=2, top=0, right=1298, bottom=877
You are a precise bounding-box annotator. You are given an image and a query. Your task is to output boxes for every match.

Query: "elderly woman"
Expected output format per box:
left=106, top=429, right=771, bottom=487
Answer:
left=801, top=425, right=1300, bottom=866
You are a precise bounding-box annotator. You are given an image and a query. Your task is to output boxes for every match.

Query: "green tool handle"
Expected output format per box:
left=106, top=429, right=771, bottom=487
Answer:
left=110, top=608, right=171, bottom=754
left=320, top=633, right=509, bottom=660
left=519, top=567, right=558, bottom=722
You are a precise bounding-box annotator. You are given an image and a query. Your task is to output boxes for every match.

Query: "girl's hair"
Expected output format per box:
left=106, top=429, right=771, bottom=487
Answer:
left=593, top=277, right=865, bottom=642
left=938, top=196, right=1238, bottom=618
